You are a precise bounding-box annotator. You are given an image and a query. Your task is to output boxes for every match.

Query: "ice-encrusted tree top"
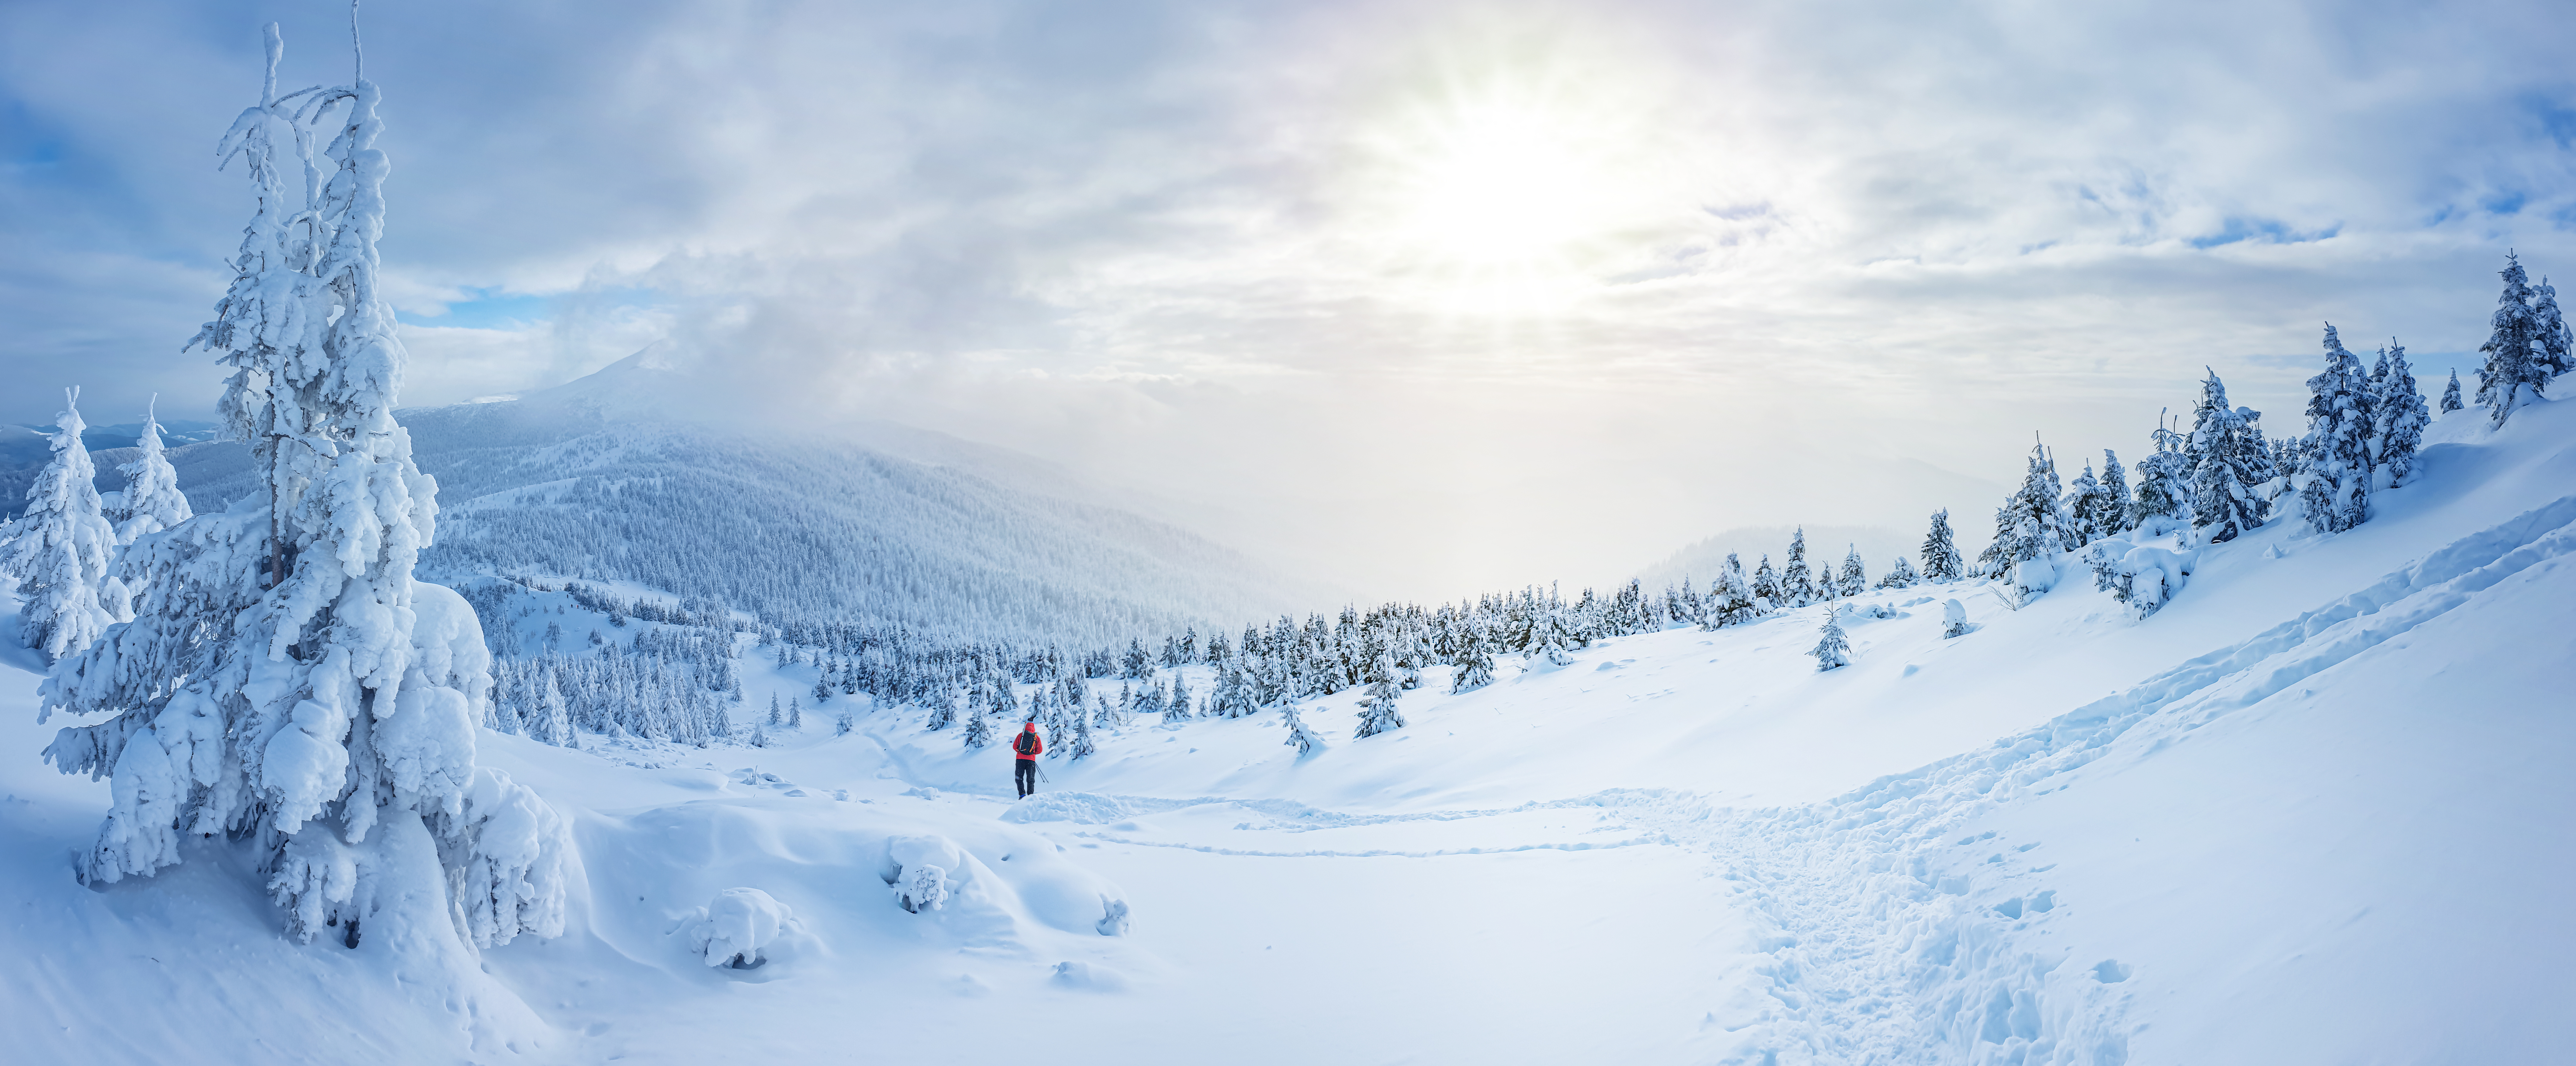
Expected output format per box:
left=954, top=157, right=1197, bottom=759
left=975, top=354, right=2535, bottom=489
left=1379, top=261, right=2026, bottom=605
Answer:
left=109, top=398, right=194, bottom=545
left=39, top=25, right=566, bottom=955
left=1, top=389, right=120, bottom=659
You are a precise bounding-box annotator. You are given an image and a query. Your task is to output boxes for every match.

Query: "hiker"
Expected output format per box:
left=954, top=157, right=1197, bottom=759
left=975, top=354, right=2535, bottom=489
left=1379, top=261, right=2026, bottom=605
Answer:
left=1012, top=721, right=1043, bottom=798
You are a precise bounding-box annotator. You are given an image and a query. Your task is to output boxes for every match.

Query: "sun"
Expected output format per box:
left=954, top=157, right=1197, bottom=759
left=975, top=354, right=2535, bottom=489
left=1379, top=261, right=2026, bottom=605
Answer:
left=1351, top=70, right=1667, bottom=314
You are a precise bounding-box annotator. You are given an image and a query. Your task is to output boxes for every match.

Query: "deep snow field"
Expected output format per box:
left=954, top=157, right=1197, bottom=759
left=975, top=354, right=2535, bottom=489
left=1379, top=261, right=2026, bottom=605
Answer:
left=5, top=399, right=2573, bottom=1065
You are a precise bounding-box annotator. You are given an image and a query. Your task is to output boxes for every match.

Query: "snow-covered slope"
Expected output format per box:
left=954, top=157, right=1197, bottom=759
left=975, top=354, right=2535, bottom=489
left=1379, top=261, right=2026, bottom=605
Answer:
left=127, top=355, right=1316, bottom=646
left=5, top=400, right=2569, bottom=1065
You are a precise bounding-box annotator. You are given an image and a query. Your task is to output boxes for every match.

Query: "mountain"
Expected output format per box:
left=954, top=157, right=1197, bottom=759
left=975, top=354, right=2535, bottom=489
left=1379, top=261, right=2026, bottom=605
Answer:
left=107, top=355, right=1318, bottom=647
left=7, top=395, right=2568, bottom=1064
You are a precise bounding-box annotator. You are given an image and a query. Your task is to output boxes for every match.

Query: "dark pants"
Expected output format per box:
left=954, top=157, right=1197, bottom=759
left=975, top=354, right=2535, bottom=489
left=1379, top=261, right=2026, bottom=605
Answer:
left=1014, top=759, right=1037, bottom=798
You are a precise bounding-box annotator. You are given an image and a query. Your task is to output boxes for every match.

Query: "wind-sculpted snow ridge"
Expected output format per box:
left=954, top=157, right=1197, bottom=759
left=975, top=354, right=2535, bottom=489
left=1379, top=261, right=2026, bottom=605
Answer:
left=1703, top=494, right=2576, bottom=1065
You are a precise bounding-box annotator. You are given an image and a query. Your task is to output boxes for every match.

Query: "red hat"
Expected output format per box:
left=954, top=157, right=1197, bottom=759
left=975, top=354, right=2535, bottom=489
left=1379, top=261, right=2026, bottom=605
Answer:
left=1023, top=721, right=1038, bottom=730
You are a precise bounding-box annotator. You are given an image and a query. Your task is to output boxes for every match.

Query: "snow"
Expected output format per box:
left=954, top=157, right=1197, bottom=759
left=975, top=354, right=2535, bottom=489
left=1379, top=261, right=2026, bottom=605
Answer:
left=3, top=398, right=2572, bottom=1063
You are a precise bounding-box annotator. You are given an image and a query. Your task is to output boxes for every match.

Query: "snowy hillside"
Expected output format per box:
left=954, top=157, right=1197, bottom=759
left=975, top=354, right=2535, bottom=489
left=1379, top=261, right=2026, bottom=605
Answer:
left=7, top=394, right=2569, bottom=1064
left=113, top=355, right=1317, bottom=647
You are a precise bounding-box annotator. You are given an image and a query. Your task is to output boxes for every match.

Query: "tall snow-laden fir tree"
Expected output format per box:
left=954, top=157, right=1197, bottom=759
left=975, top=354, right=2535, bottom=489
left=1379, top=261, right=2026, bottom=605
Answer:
left=2372, top=340, right=2430, bottom=488
left=108, top=398, right=195, bottom=546
left=961, top=699, right=994, bottom=748
left=2475, top=253, right=2549, bottom=428
left=1705, top=552, right=1760, bottom=625
left=2440, top=369, right=2464, bottom=413
left=1353, top=653, right=1406, bottom=738
left=1809, top=613, right=1851, bottom=671
left=2299, top=324, right=2377, bottom=534
left=38, top=30, right=569, bottom=952
left=1919, top=510, right=1963, bottom=583
left=2533, top=274, right=2572, bottom=377
left=1750, top=554, right=1782, bottom=606
left=2, top=389, right=120, bottom=659
left=2188, top=370, right=2270, bottom=544
left=1781, top=528, right=1816, bottom=606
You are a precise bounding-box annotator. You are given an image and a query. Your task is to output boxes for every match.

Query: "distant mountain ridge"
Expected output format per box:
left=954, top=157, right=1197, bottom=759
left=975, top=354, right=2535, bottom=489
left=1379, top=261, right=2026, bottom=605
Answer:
left=104, top=356, right=1317, bottom=647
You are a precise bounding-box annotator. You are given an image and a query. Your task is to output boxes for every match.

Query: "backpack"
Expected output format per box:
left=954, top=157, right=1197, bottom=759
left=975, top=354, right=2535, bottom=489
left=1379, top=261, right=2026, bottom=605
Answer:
left=1014, top=731, right=1038, bottom=755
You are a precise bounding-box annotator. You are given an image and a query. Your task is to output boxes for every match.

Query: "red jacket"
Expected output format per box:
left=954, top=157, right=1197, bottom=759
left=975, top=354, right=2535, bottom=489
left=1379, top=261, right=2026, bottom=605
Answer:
left=1013, top=729, right=1042, bottom=760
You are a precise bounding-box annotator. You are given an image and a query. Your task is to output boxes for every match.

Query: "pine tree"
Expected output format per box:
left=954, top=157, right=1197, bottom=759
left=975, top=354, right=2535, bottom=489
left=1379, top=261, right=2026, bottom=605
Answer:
left=1782, top=528, right=1816, bottom=606
left=2373, top=340, right=2431, bottom=488
left=1809, top=614, right=1852, bottom=671
left=2, top=389, right=119, bottom=658
left=2299, top=325, right=2377, bottom=533
left=2127, top=414, right=2192, bottom=531
left=2063, top=461, right=2110, bottom=548
left=2440, top=369, right=2464, bottom=413
left=1919, top=510, right=1963, bottom=583
left=1875, top=555, right=1919, bottom=589
left=1751, top=554, right=1782, bottom=606
left=1354, top=653, right=1406, bottom=738
left=1836, top=546, right=1867, bottom=598
left=1281, top=702, right=1323, bottom=756
left=925, top=685, right=958, bottom=730
left=768, top=693, right=783, bottom=726
left=811, top=675, right=832, bottom=703
left=2476, top=253, right=2549, bottom=428
left=1162, top=676, right=1193, bottom=725
left=1711, top=553, right=1760, bottom=625
left=961, top=702, right=993, bottom=748
left=2097, top=450, right=2129, bottom=533
left=788, top=695, right=803, bottom=729
left=2188, top=370, right=2270, bottom=544
left=106, top=398, right=194, bottom=546
left=38, top=33, right=569, bottom=950
left=2533, top=274, right=2572, bottom=377
left=1067, top=705, right=1096, bottom=760
left=1976, top=439, right=2073, bottom=587
left=1450, top=629, right=1496, bottom=693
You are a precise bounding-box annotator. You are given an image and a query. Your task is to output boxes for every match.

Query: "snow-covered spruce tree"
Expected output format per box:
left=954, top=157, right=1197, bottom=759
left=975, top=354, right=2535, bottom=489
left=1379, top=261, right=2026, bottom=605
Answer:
left=1281, top=702, right=1323, bottom=756
left=108, top=398, right=195, bottom=546
left=766, top=693, right=783, bottom=726
left=2127, top=415, right=2192, bottom=532
left=1706, top=553, right=1760, bottom=626
left=1834, top=546, right=1866, bottom=598
left=1976, top=439, right=2072, bottom=601
left=2063, top=461, right=2109, bottom=548
left=925, top=685, right=957, bottom=730
left=1875, top=555, right=1919, bottom=590
left=2188, top=370, right=2270, bottom=544
left=2097, top=451, right=2128, bottom=531
left=2440, top=369, right=2464, bottom=413
left=1750, top=554, right=1782, bottom=607
left=1353, top=653, right=1406, bottom=739
left=960, top=702, right=993, bottom=748
left=2373, top=340, right=2430, bottom=488
left=2476, top=253, right=2550, bottom=428
left=2, top=389, right=120, bottom=659
left=1808, top=614, right=1851, bottom=671
left=2299, top=324, right=2377, bottom=534
left=39, top=33, right=567, bottom=952
left=1067, top=707, right=1096, bottom=760
left=1781, top=528, right=1816, bottom=606
left=2534, top=274, right=2573, bottom=377
left=1918, top=510, right=1963, bottom=583
left=788, top=694, right=803, bottom=729
left=1450, top=631, right=1496, bottom=693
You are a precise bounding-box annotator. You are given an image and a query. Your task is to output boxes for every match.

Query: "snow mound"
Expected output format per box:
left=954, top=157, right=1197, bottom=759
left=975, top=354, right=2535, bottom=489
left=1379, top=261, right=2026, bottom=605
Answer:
left=1051, top=960, right=1129, bottom=992
left=999, top=791, right=1198, bottom=824
left=679, top=887, right=807, bottom=969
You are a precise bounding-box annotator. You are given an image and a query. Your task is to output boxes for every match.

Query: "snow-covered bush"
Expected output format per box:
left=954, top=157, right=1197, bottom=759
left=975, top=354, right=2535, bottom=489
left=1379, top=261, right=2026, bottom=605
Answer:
left=432, top=768, right=573, bottom=948
left=1940, top=599, right=1970, bottom=638
left=1096, top=896, right=1131, bottom=936
left=679, top=888, right=804, bottom=968
left=2083, top=537, right=2196, bottom=619
left=886, top=834, right=968, bottom=913
left=1281, top=703, right=1324, bottom=756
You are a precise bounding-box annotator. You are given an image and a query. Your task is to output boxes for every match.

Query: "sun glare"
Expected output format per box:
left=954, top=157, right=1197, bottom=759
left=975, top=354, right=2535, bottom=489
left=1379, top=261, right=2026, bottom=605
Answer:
left=1352, top=66, right=1676, bottom=316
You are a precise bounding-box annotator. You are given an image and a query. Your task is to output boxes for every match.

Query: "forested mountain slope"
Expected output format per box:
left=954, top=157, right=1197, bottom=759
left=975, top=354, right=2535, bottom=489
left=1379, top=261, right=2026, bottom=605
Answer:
left=107, top=358, right=1312, bottom=647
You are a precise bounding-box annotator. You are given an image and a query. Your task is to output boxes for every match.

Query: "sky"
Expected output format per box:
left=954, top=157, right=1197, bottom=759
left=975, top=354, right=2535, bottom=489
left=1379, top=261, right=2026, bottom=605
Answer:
left=5, top=0, right=2575, bottom=599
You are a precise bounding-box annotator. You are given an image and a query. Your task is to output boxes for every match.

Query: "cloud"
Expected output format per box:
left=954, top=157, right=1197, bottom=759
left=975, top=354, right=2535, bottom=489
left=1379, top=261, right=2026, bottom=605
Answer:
left=4, top=0, right=2573, bottom=596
